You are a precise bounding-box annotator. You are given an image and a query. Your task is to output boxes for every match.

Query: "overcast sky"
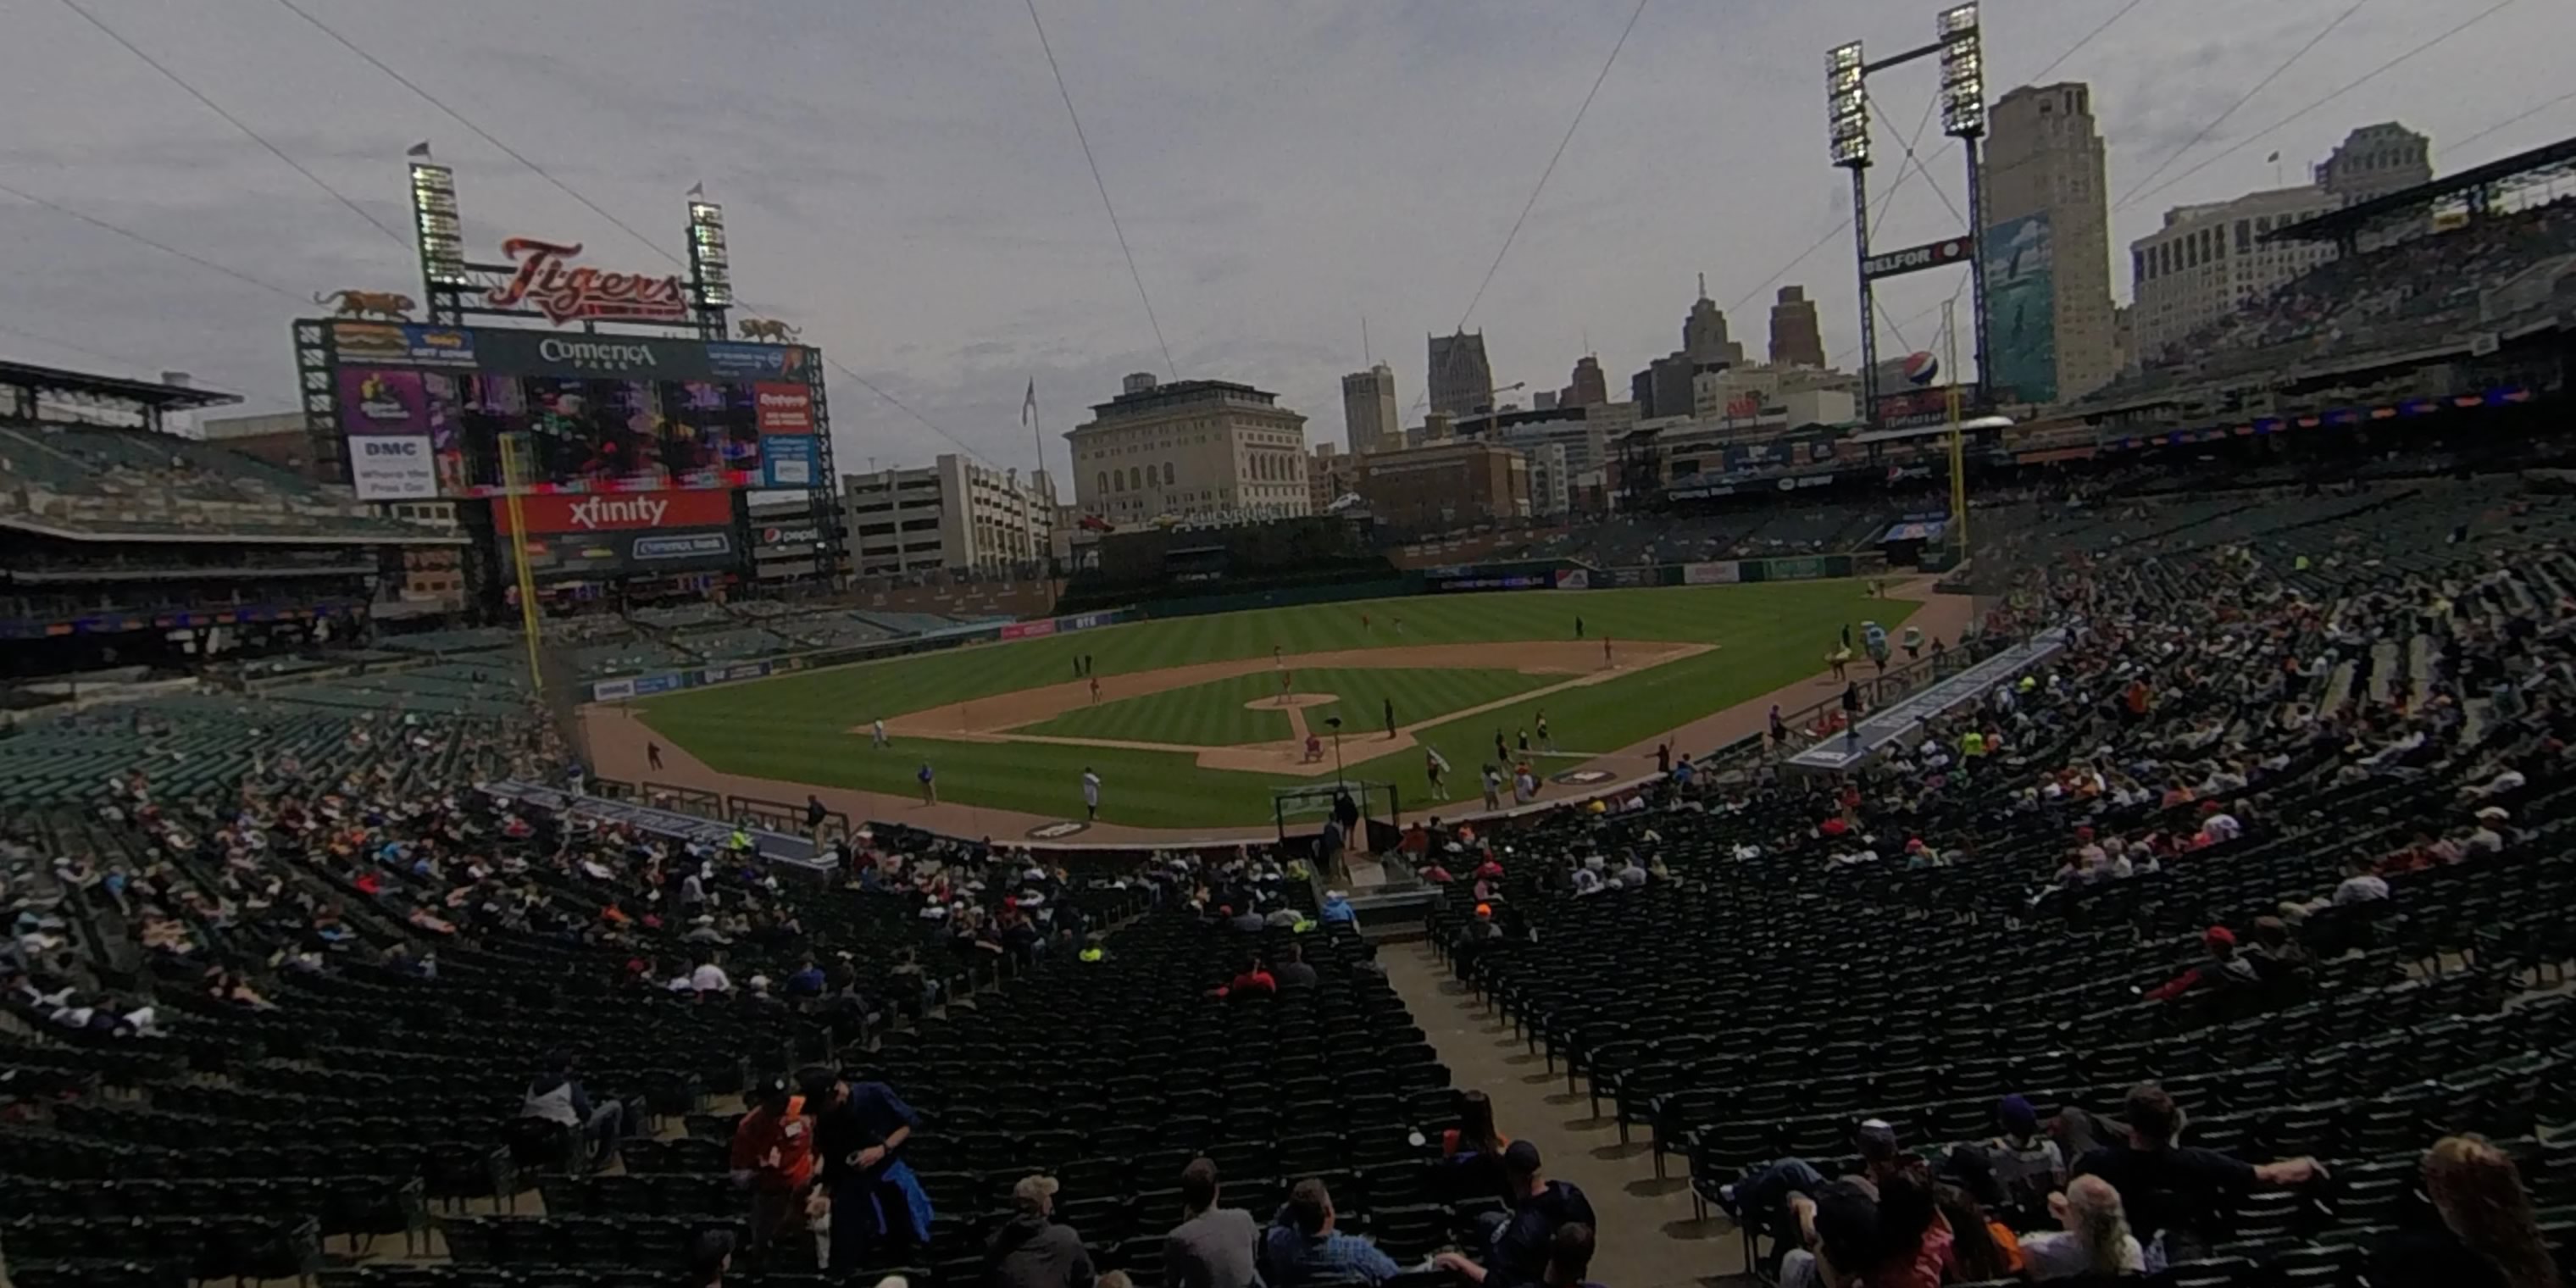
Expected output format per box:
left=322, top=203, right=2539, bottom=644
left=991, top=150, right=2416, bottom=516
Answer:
left=3, top=0, right=2568, bottom=483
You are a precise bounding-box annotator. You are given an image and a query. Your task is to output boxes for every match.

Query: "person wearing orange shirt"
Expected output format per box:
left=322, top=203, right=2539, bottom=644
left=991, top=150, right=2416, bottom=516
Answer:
left=731, top=1074, right=815, bottom=1252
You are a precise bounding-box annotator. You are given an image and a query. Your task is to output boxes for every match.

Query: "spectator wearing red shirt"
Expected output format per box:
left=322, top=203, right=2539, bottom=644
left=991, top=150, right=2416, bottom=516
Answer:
left=1220, top=957, right=1275, bottom=999
left=730, top=1074, right=814, bottom=1249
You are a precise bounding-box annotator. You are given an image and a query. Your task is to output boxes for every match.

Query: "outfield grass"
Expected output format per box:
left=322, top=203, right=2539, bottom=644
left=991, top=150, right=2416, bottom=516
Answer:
left=1020, top=675, right=1295, bottom=746
left=636, top=581, right=1913, bottom=828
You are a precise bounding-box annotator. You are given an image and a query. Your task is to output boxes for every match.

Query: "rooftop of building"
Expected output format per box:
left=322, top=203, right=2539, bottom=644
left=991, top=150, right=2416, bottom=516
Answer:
left=1080, top=377, right=1282, bottom=424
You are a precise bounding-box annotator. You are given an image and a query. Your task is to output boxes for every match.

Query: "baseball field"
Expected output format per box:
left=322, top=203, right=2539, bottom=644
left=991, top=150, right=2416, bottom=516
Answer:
left=630, top=580, right=1916, bottom=830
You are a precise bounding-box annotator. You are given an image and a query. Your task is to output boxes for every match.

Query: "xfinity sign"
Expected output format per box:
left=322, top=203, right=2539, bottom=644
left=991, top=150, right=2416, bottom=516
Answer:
left=567, top=496, right=668, bottom=530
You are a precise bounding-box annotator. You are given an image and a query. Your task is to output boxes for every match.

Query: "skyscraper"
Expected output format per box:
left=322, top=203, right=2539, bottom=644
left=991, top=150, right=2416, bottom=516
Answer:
left=1427, top=330, right=1494, bottom=419
left=1680, top=274, right=1746, bottom=368
left=1981, top=82, right=2118, bottom=403
left=1341, top=362, right=1401, bottom=454
left=1560, top=356, right=1608, bottom=408
left=1768, top=286, right=1825, bottom=368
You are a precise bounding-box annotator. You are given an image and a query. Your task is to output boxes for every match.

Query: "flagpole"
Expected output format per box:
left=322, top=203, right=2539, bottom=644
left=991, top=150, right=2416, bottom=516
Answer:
left=1025, top=380, right=1059, bottom=613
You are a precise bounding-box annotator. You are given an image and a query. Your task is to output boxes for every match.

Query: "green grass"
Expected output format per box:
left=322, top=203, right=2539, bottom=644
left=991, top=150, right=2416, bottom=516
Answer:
left=1302, top=668, right=1555, bottom=740
left=636, top=581, right=1913, bottom=828
left=1020, top=674, right=1294, bottom=747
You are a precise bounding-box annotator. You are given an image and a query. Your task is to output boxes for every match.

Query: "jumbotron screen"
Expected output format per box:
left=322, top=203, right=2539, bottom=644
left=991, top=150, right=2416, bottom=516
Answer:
left=318, top=320, right=822, bottom=502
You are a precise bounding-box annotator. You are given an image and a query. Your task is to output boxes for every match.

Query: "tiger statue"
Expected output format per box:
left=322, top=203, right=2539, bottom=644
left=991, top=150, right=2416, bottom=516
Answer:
left=737, top=318, right=802, bottom=342
left=313, top=290, right=418, bottom=321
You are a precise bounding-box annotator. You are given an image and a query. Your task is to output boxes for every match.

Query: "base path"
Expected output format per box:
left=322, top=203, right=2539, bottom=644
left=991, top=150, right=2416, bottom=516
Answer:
left=583, top=578, right=1975, bottom=847
left=878, top=640, right=1707, bottom=777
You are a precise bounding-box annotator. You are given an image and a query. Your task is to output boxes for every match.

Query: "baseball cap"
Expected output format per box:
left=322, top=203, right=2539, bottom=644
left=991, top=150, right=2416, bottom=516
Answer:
left=1013, top=1174, right=1061, bottom=1211
left=1855, top=1119, right=1899, bottom=1160
left=755, top=1073, right=792, bottom=1103
left=2204, top=924, right=2237, bottom=949
left=1996, top=1094, right=2038, bottom=1138
left=1503, top=1140, right=1543, bottom=1173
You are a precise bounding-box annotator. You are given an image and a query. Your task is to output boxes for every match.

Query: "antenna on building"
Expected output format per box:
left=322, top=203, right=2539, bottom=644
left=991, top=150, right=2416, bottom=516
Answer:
left=1697, top=272, right=1707, bottom=301
left=1362, top=315, right=1372, bottom=364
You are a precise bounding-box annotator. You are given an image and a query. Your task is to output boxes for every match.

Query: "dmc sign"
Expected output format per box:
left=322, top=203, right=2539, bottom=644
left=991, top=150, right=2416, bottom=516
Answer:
left=361, top=438, right=420, bottom=458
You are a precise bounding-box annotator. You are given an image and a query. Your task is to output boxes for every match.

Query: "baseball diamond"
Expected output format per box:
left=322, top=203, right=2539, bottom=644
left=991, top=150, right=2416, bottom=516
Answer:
left=609, top=580, right=1940, bottom=833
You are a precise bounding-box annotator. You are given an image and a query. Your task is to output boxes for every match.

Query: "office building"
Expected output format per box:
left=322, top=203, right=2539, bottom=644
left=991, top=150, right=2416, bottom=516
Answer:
left=841, top=453, right=1054, bottom=576
left=1559, top=355, right=1609, bottom=408
left=1982, top=81, right=2119, bottom=402
left=1341, top=362, right=1401, bottom=454
left=1352, top=439, right=1528, bottom=530
left=2318, top=123, right=2432, bottom=205
left=1308, top=442, right=1357, bottom=514
left=2129, top=185, right=2341, bottom=361
left=1068, top=373, right=1309, bottom=521
left=1426, top=330, right=1494, bottom=419
left=1634, top=280, right=1748, bottom=418
left=1768, top=286, right=1827, bottom=367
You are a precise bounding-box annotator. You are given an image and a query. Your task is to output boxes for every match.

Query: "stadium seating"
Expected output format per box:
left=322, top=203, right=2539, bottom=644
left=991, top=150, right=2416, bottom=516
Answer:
left=1417, top=475, right=2576, bottom=1280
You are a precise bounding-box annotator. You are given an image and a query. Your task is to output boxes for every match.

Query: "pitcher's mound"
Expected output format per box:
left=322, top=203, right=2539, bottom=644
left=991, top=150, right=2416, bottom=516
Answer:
left=1248, top=692, right=1340, bottom=710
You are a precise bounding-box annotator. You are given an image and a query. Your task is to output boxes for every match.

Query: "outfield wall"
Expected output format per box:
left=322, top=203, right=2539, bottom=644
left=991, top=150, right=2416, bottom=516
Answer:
left=586, top=608, right=1129, bottom=702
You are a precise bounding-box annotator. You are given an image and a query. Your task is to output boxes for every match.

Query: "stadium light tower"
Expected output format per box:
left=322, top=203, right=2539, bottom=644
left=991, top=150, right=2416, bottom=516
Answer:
left=1827, top=8, right=1996, bottom=423
left=1939, top=3, right=1992, bottom=407
left=408, top=161, right=469, bottom=322
left=1826, top=42, right=1877, bottom=414
left=686, top=195, right=733, bottom=341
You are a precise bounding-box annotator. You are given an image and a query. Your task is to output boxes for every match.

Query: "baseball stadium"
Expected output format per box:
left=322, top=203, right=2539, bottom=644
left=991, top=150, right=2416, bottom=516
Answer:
left=14, top=14, right=2576, bottom=1288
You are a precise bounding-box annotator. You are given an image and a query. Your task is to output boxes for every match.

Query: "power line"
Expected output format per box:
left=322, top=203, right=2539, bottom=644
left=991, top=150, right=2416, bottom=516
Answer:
left=2446, top=87, right=2576, bottom=158
left=2112, top=0, right=2370, bottom=209
left=269, top=0, right=1004, bottom=472
left=1422, top=0, right=1652, bottom=410
left=2124, top=0, right=2519, bottom=214
left=1726, top=96, right=1943, bottom=318
left=2024, top=0, right=2149, bottom=85
left=59, top=0, right=407, bottom=247
left=1023, top=0, right=1174, bottom=380
left=0, top=179, right=308, bottom=303
left=269, top=0, right=673, bottom=267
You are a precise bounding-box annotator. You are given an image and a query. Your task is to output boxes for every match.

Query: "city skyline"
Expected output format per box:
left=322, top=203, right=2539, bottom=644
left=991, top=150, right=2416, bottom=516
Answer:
left=2, top=0, right=2568, bottom=476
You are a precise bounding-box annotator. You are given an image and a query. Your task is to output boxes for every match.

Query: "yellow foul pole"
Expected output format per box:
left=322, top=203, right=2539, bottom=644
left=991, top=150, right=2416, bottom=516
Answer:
left=1942, top=297, right=1968, bottom=568
left=498, top=431, right=545, bottom=697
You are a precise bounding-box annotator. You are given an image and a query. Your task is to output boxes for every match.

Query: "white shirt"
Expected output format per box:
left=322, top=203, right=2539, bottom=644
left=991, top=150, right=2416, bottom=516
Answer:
left=2333, top=874, right=2391, bottom=905
left=2019, top=1230, right=2143, bottom=1280
left=1081, top=773, right=1101, bottom=803
left=691, top=963, right=733, bottom=993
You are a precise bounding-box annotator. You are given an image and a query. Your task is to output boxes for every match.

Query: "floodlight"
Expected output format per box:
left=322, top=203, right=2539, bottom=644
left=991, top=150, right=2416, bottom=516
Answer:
left=1826, top=42, right=1870, bottom=167
left=1939, top=6, right=1985, bottom=137
left=686, top=199, right=731, bottom=308
left=408, top=164, right=469, bottom=286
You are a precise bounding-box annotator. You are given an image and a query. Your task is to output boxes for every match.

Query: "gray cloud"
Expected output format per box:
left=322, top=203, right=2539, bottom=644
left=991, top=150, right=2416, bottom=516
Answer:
left=0, top=0, right=2566, bottom=469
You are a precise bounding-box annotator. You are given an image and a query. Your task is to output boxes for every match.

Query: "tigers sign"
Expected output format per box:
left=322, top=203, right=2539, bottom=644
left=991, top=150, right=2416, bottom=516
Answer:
left=484, top=237, right=689, bottom=325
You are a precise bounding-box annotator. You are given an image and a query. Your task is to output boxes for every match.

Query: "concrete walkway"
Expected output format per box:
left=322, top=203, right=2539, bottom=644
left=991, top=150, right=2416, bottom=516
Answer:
left=1381, top=943, right=1749, bottom=1288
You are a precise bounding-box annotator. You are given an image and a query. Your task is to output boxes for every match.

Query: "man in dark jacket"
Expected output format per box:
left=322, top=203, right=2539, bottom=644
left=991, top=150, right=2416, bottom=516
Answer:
left=990, top=1174, right=1094, bottom=1288
left=801, top=1066, right=929, bottom=1271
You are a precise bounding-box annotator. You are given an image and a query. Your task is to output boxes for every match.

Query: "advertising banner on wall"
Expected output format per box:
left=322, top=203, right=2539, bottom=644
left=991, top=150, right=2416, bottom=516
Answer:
left=762, top=435, right=818, bottom=487
left=330, top=321, right=479, bottom=368
left=1985, top=212, right=2059, bottom=404
left=492, top=488, right=736, bottom=536
left=348, top=434, right=440, bottom=500
left=1000, top=619, right=1058, bottom=641
left=521, top=527, right=736, bottom=580
left=1681, top=561, right=1740, bottom=586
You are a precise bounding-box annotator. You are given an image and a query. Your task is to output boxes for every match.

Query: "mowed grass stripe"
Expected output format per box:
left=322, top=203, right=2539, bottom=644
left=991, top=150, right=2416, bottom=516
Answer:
left=1020, top=674, right=1291, bottom=747
left=636, top=582, right=1917, bottom=826
left=1302, top=668, right=1552, bottom=739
